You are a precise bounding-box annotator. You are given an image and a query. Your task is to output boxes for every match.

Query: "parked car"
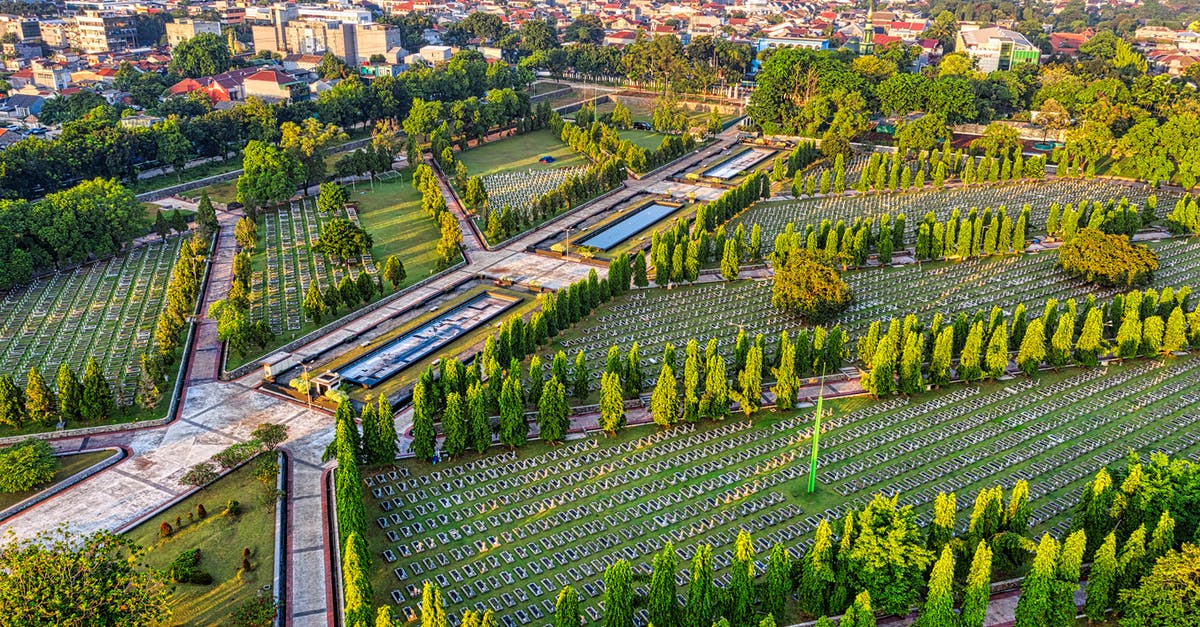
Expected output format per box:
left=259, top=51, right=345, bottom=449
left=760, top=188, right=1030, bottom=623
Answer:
left=632, top=121, right=652, bottom=130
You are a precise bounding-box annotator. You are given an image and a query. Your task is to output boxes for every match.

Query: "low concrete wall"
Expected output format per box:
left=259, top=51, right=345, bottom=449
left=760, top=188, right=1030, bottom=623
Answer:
left=0, top=447, right=125, bottom=522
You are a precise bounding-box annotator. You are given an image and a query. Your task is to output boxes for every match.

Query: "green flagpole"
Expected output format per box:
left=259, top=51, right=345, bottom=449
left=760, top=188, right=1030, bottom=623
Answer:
left=807, top=372, right=825, bottom=494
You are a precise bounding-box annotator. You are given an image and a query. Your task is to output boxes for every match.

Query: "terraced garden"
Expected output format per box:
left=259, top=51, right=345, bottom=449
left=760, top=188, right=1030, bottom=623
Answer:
left=363, top=354, right=1200, bottom=624
left=544, top=238, right=1200, bottom=378
left=0, top=236, right=183, bottom=407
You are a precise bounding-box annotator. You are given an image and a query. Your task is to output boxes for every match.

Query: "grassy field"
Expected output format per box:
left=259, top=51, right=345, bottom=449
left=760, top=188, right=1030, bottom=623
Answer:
left=362, top=355, right=1200, bottom=623
left=227, top=174, right=449, bottom=370
left=456, top=129, right=588, bottom=178
left=0, top=449, right=118, bottom=512
left=126, top=455, right=278, bottom=627
left=617, top=129, right=669, bottom=150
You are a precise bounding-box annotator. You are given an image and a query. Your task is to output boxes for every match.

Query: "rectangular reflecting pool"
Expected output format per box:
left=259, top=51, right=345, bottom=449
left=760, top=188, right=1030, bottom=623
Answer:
left=339, top=292, right=519, bottom=387
left=702, top=148, right=775, bottom=179
left=577, top=201, right=680, bottom=251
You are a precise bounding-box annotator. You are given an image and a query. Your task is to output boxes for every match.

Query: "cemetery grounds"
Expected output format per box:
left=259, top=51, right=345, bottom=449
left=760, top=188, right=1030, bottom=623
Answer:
left=363, top=355, right=1200, bottom=623
left=125, top=454, right=278, bottom=626
left=229, top=175, right=443, bottom=370
left=0, top=235, right=186, bottom=435
left=733, top=177, right=1167, bottom=249
left=543, top=237, right=1200, bottom=384
left=453, top=129, right=593, bottom=243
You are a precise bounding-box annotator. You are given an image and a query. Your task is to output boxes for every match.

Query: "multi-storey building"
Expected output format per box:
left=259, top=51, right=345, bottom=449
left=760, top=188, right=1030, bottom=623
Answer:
left=956, top=26, right=1041, bottom=73
left=74, top=10, right=136, bottom=53
left=165, top=19, right=222, bottom=47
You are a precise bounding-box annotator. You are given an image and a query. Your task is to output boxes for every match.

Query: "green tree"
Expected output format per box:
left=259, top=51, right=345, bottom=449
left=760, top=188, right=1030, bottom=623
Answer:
left=317, top=181, right=349, bottom=213
left=1017, top=318, right=1047, bottom=376
left=985, top=321, right=1010, bottom=379
left=648, top=542, right=677, bottom=627
left=467, top=382, right=491, bottom=453
left=1074, top=308, right=1105, bottom=366
left=168, top=32, right=231, bottom=77
left=927, top=492, right=956, bottom=555
left=342, top=531, right=374, bottom=627
left=1084, top=532, right=1118, bottom=622
left=382, top=255, right=406, bottom=289
left=0, top=528, right=171, bottom=625
left=571, top=350, right=589, bottom=400
left=80, top=357, right=113, bottom=422
left=959, top=320, right=984, bottom=382
left=915, top=545, right=955, bottom=627
left=599, top=372, right=625, bottom=435
left=961, top=541, right=993, bottom=627
left=685, top=545, right=716, bottom=627
left=237, top=141, right=303, bottom=213
left=441, top=392, right=467, bottom=457
left=764, top=544, right=792, bottom=621
left=1053, top=530, right=1087, bottom=625
left=1, top=376, right=29, bottom=428
left=604, top=560, right=633, bottom=627
left=498, top=372, right=527, bottom=447
left=1117, top=544, right=1200, bottom=627
left=537, top=377, right=568, bottom=443
left=302, top=282, right=327, bottom=324
left=410, top=381, right=436, bottom=461
left=650, top=364, right=678, bottom=428
left=555, top=586, right=580, bottom=627
left=771, top=330, right=798, bottom=410
left=842, top=591, right=877, bottom=627
left=729, top=530, right=756, bottom=626
left=56, top=364, right=82, bottom=425
left=281, top=118, right=350, bottom=193
left=0, top=438, right=59, bottom=493
left=420, top=582, right=447, bottom=627
left=1015, top=534, right=1059, bottom=627
left=24, top=367, right=55, bottom=426
left=736, top=343, right=762, bottom=415
left=800, top=519, right=836, bottom=616
left=720, top=239, right=740, bottom=281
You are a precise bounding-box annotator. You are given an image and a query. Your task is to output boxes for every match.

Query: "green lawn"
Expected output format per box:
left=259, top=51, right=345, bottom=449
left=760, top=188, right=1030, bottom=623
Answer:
left=126, top=455, right=278, bottom=627
left=456, top=129, right=588, bottom=178
left=181, top=179, right=239, bottom=205
left=351, top=177, right=442, bottom=278
left=0, top=449, right=118, bottom=512
left=618, top=129, right=669, bottom=151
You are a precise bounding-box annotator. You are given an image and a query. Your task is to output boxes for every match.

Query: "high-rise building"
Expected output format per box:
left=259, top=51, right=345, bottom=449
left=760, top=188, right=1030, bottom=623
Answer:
left=956, top=27, right=1041, bottom=73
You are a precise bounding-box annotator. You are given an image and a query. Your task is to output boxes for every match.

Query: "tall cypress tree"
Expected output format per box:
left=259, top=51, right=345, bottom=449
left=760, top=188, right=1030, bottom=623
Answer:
left=959, top=321, right=984, bottom=382
left=1052, top=530, right=1086, bottom=625
left=537, top=377, right=568, bottom=443
left=359, top=400, right=381, bottom=464
left=342, top=531, right=373, bottom=627
left=650, top=364, right=678, bottom=428
left=56, top=363, right=82, bottom=425
left=685, top=544, right=716, bottom=627
left=24, top=366, right=56, bottom=426
left=799, top=519, right=836, bottom=616
left=648, top=542, right=678, bottom=627
left=81, top=357, right=113, bottom=421
left=599, top=372, right=625, bottom=435
left=410, top=381, right=436, bottom=461
left=604, top=560, right=633, bottom=627
left=571, top=350, right=589, bottom=400
left=737, top=344, right=762, bottom=415
left=1017, top=318, right=1047, bottom=376
left=555, top=586, right=580, bottom=627
left=915, top=546, right=955, bottom=627
left=927, top=492, right=956, bottom=555
left=498, top=372, right=527, bottom=447
left=764, top=544, right=792, bottom=621
left=441, top=392, right=467, bottom=457
left=1074, top=308, right=1105, bottom=366
left=1015, top=534, right=1059, bottom=627
left=729, top=530, right=756, bottom=625
left=467, top=382, right=491, bottom=453
left=1116, top=524, right=1148, bottom=591
left=984, top=321, right=1009, bottom=379
left=1083, top=532, right=1117, bottom=622
left=420, top=582, right=447, bottom=627
left=961, top=541, right=992, bottom=627
left=334, top=418, right=366, bottom=546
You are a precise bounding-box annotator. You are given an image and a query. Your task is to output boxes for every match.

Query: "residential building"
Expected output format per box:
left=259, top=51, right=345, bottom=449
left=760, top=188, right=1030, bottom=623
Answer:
left=165, top=19, right=222, bottom=47
left=956, top=26, right=1040, bottom=73
left=242, top=68, right=306, bottom=102
left=0, top=16, right=42, bottom=43
left=31, top=61, right=72, bottom=91
left=74, top=10, right=136, bottom=53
